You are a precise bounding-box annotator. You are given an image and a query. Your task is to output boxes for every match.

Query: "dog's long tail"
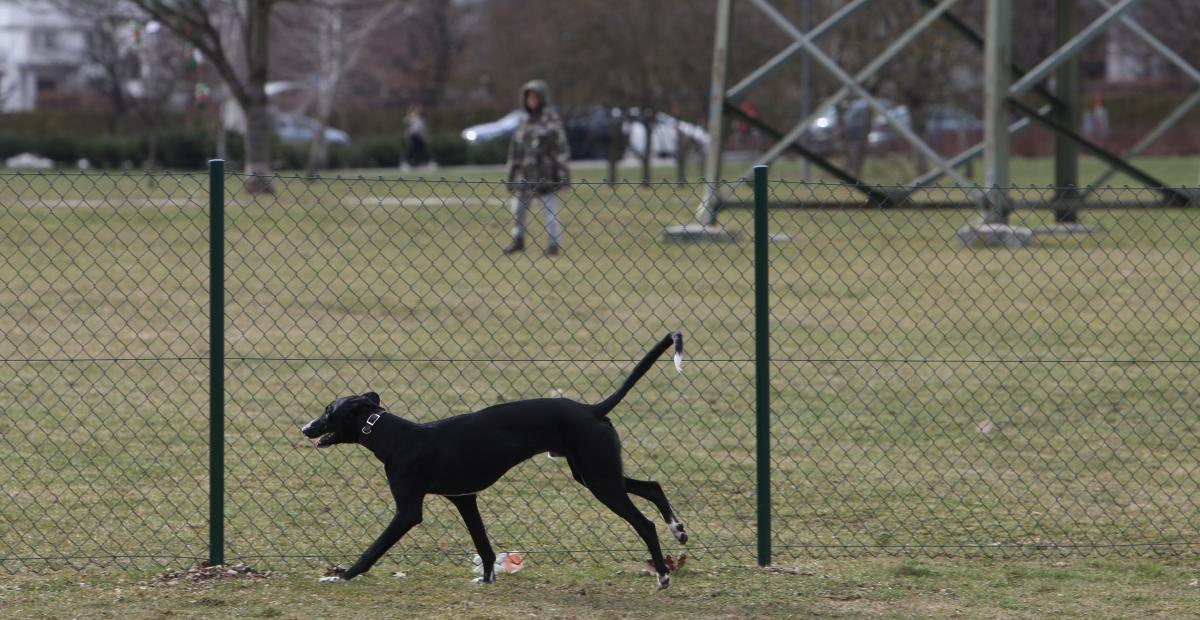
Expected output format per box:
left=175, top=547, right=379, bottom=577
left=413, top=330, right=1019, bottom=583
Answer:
left=591, top=331, right=683, bottom=417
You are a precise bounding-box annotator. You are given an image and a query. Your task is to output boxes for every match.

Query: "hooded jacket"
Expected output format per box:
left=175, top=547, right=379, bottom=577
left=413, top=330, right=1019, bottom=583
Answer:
left=506, top=80, right=571, bottom=196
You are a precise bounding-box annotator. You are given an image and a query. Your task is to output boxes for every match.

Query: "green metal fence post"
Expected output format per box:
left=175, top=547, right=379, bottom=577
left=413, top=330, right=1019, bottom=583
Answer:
left=753, top=164, right=771, bottom=566
left=209, top=159, right=225, bottom=566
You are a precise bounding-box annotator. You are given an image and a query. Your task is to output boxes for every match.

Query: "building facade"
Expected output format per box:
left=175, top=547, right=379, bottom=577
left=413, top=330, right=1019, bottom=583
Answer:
left=0, top=0, right=92, bottom=112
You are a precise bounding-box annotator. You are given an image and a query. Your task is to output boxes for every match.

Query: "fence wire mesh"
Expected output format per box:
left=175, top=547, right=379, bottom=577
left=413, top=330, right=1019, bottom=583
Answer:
left=1, top=170, right=1196, bottom=573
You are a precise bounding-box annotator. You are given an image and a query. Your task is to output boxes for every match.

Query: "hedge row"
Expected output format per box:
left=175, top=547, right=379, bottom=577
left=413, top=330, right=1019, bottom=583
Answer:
left=0, top=130, right=510, bottom=170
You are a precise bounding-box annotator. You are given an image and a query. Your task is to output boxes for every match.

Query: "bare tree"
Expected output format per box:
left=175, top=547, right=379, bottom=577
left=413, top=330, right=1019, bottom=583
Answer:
left=456, top=0, right=715, bottom=183
left=1133, top=0, right=1200, bottom=70
left=46, top=0, right=136, bottom=125
left=331, top=0, right=456, bottom=114
left=870, top=5, right=977, bottom=175
left=130, top=0, right=280, bottom=193
left=274, top=1, right=414, bottom=176
left=132, top=22, right=196, bottom=169
left=50, top=0, right=196, bottom=166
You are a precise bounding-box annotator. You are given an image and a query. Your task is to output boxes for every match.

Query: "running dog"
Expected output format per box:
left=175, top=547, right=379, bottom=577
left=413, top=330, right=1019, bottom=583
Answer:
left=301, top=332, right=688, bottom=589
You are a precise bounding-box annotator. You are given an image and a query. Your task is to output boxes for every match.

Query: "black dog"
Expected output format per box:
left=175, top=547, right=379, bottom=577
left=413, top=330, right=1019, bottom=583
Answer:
left=301, top=332, right=688, bottom=589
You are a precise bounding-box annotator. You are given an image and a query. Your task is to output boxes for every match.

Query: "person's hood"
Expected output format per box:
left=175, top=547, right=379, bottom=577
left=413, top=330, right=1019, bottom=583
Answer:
left=520, top=79, right=551, bottom=113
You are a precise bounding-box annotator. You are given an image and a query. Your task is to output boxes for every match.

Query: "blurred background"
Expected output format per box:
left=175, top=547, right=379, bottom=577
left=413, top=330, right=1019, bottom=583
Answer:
left=0, top=0, right=1196, bottom=184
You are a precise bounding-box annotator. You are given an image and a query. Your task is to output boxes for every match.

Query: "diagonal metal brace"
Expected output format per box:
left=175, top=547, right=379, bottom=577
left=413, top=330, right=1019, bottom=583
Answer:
left=1006, top=99, right=1191, bottom=205
left=924, top=0, right=1184, bottom=200
left=723, top=102, right=903, bottom=206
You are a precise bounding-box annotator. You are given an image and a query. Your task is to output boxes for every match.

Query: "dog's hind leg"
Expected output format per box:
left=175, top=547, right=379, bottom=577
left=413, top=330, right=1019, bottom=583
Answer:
left=580, top=475, right=673, bottom=589
left=623, top=478, right=688, bottom=544
left=448, top=494, right=497, bottom=584
left=566, top=460, right=688, bottom=546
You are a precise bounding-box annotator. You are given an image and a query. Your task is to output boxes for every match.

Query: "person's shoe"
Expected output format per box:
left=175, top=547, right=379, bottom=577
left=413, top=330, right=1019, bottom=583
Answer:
left=502, top=237, right=525, bottom=254
left=543, top=244, right=560, bottom=257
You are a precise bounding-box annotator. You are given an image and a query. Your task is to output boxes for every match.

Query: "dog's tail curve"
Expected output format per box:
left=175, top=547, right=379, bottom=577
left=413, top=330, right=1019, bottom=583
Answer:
left=591, top=331, right=683, bottom=417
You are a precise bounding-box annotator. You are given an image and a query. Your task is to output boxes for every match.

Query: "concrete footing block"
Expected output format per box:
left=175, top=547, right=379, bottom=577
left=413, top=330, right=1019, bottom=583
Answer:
left=661, top=224, right=741, bottom=243
left=955, top=223, right=1036, bottom=248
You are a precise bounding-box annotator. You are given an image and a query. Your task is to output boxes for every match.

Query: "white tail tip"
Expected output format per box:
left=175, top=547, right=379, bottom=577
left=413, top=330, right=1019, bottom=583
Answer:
left=673, top=351, right=683, bottom=373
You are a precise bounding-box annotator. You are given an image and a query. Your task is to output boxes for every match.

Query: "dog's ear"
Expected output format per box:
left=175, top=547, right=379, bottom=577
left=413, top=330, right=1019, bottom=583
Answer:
left=362, top=391, right=380, bottom=405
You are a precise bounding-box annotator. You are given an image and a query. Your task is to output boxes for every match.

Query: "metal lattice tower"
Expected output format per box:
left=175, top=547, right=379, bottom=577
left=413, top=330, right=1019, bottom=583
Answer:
left=696, top=0, right=1197, bottom=225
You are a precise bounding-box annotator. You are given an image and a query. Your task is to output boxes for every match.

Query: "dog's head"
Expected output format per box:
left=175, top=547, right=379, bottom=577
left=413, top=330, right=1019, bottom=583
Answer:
left=301, top=392, right=381, bottom=449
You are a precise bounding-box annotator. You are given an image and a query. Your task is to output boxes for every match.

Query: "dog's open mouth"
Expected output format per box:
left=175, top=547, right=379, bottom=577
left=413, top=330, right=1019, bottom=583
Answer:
left=314, top=433, right=337, bottom=449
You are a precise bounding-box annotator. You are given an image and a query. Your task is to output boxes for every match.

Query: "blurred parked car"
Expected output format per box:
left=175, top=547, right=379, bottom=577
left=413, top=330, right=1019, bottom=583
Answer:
left=802, top=99, right=981, bottom=155
left=803, top=99, right=900, bottom=154
left=271, top=110, right=351, bottom=146
left=461, top=110, right=524, bottom=144
left=462, top=107, right=612, bottom=160
left=867, top=104, right=982, bottom=152
left=461, top=107, right=708, bottom=160
left=623, top=109, right=709, bottom=159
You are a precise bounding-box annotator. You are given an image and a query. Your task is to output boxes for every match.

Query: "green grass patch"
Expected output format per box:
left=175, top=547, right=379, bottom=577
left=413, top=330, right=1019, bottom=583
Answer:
left=0, top=168, right=1197, bottom=577
left=2, top=558, right=1197, bottom=619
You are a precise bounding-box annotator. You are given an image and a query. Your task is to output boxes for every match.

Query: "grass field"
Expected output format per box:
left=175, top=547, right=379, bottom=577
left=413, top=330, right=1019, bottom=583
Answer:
left=1, top=557, right=1198, bottom=619
left=1, top=159, right=1198, bottom=616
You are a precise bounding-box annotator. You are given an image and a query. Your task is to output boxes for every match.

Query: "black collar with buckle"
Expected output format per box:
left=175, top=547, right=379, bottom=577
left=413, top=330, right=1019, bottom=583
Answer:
left=361, top=412, right=382, bottom=436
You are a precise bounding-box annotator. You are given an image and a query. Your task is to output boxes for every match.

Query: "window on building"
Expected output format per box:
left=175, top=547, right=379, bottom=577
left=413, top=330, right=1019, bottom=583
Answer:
left=31, top=30, right=60, bottom=51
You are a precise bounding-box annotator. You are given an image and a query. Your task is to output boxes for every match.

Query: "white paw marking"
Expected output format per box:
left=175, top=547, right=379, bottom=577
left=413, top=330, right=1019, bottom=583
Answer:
left=668, top=519, right=687, bottom=543
left=657, top=572, right=670, bottom=589
left=319, top=576, right=343, bottom=583
left=472, top=575, right=495, bottom=584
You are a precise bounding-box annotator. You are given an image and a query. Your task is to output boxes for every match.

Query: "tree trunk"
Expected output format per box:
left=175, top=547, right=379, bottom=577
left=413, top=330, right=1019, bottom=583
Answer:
left=675, top=122, right=688, bottom=183
left=243, top=96, right=274, bottom=194
left=607, top=109, right=624, bottom=184
left=242, top=0, right=274, bottom=194
left=910, top=106, right=928, bottom=176
left=305, top=127, right=328, bottom=177
left=304, top=6, right=340, bottom=178
left=845, top=108, right=874, bottom=178
left=215, top=101, right=227, bottom=161
left=145, top=130, right=159, bottom=169
left=640, top=110, right=654, bottom=186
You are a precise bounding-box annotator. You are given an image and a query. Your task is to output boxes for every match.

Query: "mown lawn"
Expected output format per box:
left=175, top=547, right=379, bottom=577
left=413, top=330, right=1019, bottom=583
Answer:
left=1, top=163, right=1197, bottom=617
left=2, top=557, right=1198, bottom=619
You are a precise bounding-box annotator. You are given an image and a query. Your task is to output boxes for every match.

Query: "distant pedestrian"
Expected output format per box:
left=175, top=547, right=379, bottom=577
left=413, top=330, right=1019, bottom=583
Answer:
left=503, top=80, right=570, bottom=256
left=403, top=106, right=430, bottom=170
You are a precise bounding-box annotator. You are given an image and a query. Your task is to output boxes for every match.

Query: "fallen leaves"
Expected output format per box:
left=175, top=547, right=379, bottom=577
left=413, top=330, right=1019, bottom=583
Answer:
left=642, top=554, right=688, bottom=574
left=156, top=562, right=270, bottom=586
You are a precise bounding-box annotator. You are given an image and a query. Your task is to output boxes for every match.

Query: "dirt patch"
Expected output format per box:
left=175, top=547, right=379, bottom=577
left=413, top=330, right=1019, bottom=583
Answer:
left=155, top=562, right=271, bottom=586
left=752, top=564, right=816, bottom=576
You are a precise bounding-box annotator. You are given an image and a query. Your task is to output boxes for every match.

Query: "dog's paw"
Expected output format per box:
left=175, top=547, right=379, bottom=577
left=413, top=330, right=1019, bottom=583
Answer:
left=472, top=574, right=496, bottom=585
left=657, top=572, right=670, bottom=590
left=668, top=519, right=688, bottom=544
left=319, top=576, right=345, bottom=583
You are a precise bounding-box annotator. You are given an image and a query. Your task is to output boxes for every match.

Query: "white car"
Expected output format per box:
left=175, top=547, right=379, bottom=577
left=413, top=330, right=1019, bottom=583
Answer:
left=623, top=110, right=709, bottom=159
left=461, top=110, right=524, bottom=144
left=461, top=108, right=709, bottom=160
left=272, top=111, right=351, bottom=146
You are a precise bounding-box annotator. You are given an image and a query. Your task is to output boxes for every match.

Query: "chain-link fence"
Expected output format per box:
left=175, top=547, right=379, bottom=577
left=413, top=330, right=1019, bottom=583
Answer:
left=1, top=168, right=1197, bottom=573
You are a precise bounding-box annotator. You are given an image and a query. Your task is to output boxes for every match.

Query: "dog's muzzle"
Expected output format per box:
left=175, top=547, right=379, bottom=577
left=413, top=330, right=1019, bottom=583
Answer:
left=302, top=419, right=336, bottom=448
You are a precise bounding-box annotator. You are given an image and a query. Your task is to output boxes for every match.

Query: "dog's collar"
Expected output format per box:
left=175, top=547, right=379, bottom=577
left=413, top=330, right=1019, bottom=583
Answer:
left=361, top=412, right=382, bottom=435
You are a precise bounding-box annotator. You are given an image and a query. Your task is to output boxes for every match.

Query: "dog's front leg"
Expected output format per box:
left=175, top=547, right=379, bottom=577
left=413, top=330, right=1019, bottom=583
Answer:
left=448, top=494, right=496, bottom=584
left=332, top=495, right=423, bottom=582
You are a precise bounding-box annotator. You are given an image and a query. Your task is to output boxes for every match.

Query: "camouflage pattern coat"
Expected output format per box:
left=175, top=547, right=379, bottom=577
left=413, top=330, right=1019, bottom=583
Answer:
left=506, top=80, right=571, bottom=196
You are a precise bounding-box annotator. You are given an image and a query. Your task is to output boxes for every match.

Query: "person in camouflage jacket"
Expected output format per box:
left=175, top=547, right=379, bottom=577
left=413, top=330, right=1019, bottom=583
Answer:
left=503, top=80, right=571, bottom=256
